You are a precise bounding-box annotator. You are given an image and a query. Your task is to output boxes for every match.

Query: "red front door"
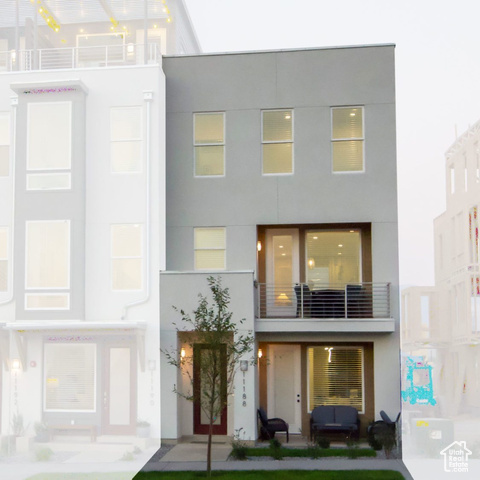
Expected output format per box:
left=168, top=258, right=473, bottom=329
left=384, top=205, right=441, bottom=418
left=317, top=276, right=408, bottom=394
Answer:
left=193, top=344, right=227, bottom=435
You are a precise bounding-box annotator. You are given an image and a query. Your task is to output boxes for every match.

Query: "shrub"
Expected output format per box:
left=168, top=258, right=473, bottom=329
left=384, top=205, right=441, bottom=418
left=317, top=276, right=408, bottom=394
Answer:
left=230, top=428, right=249, bottom=460
left=315, top=436, right=331, bottom=449
left=269, top=438, right=283, bottom=460
left=35, top=447, right=53, bottom=462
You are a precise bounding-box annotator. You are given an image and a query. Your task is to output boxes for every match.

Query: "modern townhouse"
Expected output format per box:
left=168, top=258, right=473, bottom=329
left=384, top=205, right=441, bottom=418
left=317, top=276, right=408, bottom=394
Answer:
left=160, top=44, right=401, bottom=443
left=0, top=0, right=198, bottom=449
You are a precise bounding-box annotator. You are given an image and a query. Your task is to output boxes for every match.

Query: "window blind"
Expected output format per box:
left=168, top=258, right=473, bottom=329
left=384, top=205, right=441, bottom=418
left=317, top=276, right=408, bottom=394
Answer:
left=308, top=346, right=364, bottom=412
left=26, top=221, right=70, bottom=289
left=111, top=224, right=143, bottom=290
left=110, top=106, right=142, bottom=173
left=194, top=113, right=225, bottom=176
left=194, top=227, right=226, bottom=270
left=262, top=110, right=293, bottom=174
left=332, top=107, right=364, bottom=172
left=44, top=343, right=96, bottom=412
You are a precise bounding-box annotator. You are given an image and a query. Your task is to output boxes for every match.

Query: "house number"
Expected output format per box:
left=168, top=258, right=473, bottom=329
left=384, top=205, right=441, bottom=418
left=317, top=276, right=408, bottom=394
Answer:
left=242, top=371, right=247, bottom=407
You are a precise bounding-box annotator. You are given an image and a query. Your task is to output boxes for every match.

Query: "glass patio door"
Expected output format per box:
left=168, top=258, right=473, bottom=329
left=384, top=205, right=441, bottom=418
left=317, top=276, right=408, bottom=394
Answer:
left=265, top=229, right=299, bottom=317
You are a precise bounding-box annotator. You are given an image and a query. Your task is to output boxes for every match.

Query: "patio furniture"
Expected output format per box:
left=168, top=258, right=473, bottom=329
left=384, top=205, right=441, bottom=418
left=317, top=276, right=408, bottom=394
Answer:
left=257, top=407, right=289, bottom=442
left=294, top=283, right=311, bottom=317
left=310, top=289, right=345, bottom=318
left=310, top=405, right=359, bottom=440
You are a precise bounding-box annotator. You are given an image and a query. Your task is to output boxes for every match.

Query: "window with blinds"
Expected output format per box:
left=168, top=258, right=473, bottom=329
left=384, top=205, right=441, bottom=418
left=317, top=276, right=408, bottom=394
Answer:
left=0, top=227, right=7, bottom=291
left=0, top=112, right=10, bottom=176
left=26, top=220, right=70, bottom=289
left=332, top=107, right=364, bottom=172
left=27, top=102, right=72, bottom=189
left=194, top=227, right=226, bottom=270
left=111, top=224, right=143, bottom=290
left=110, top=106, right=143, bottom=173
left=308, top=346, right=364, bottom=413
left=194, top=113, right=225, bottom=176
left=44, top=343, right=96, bottom=412
left=262, top=110, right=293, bottom=174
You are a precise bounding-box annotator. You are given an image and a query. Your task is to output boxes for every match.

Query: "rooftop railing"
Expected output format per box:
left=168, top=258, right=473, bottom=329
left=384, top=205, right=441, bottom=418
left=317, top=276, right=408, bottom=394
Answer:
left=255, top=282, right=391, bottom=319
left=0, top=43, right=160, bottom=72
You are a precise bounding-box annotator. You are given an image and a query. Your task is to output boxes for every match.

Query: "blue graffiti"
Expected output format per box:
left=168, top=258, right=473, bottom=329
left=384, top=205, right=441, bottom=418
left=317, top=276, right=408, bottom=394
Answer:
left=401, top=356, right=437, bottom=406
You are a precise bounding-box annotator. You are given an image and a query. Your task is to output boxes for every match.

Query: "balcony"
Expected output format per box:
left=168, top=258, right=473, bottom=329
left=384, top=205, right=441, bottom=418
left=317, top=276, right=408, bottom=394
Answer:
left=255, top=282, right=394, bottom=333
left=0, top=43, right=160, bottom=72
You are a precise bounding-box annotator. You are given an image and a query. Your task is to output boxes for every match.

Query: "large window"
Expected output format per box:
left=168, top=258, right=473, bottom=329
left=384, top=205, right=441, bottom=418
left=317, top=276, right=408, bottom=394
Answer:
left=111, top=224, right=143, bottom=290
left=110, top=106, right=143, bottom=173
left=44, top=343, right=96, bottom=412
left=308, top=346, right=364, bottom=412
left=27, top=102, right=72, bottom=190
left=0, top=227, right=7, bottom=291
left=331, top=106, right=364, bottom=172
left=25, top=220, right=70, bottom=309
left=194, top=227, right=226, bottom=270
left=262, top=110, right=293, bottom=174
left=306, top=230, right=361, bottom=288
left=0, top=112, right=10, bottom=176
left=194, top=113, right=225, bottom=176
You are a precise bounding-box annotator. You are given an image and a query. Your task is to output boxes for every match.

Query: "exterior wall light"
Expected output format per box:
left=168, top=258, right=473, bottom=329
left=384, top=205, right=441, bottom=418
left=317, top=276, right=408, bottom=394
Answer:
left=257, top=241, right=262, bottom=252
left=11, top=359, right=21, bottom=370
left=180, top=347, right=186, bottom=358
left=257, top=348, right=263, bottom=359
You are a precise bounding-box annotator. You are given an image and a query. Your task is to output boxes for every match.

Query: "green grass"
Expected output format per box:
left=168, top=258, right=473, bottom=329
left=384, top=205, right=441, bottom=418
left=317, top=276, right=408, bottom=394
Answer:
left=27, top=473, right=135, bottom=480
left=244, top=447, right=377, bottom=458
left=134, top=470, right=405, bottom=480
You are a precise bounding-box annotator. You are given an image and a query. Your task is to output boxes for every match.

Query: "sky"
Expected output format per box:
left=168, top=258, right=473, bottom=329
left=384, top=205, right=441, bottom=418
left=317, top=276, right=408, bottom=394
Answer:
left=183, top=0, right=480, bottom=287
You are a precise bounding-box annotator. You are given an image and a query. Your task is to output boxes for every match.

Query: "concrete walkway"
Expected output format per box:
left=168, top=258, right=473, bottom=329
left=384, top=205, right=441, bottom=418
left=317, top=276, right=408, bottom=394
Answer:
left=141, top=442, right=415, bottom=479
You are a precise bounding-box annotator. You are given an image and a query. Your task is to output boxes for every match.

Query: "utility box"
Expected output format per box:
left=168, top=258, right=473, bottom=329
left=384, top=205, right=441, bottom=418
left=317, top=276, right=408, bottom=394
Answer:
left=412, top=417, right=454, bottom=457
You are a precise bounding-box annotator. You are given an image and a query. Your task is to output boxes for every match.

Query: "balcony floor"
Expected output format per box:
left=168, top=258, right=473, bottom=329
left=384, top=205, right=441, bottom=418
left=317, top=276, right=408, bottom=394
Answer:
left=255, top=317, right=395, bottom=333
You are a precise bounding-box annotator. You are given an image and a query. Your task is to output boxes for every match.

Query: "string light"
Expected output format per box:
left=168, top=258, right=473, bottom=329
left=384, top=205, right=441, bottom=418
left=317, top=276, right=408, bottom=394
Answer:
left=36, top=0, right=61, bottom=33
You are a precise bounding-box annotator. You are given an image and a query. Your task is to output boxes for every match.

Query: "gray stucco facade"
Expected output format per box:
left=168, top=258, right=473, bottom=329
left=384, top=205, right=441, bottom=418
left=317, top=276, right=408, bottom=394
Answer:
left=160, top=45, right=400, bottom=442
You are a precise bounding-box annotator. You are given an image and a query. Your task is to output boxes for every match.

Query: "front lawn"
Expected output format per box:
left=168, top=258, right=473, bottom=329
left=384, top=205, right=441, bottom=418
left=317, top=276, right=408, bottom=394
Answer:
left=134, top=470, right=405, bottom=480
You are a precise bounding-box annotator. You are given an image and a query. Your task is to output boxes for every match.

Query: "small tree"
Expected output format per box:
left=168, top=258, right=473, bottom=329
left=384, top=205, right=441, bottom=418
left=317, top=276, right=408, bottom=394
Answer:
left=162, top=276, right=254, bottom=476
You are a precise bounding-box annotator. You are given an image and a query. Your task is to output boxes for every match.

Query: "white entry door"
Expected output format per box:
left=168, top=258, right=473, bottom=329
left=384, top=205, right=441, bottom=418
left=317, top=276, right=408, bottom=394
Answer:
left=267, top=344, right=302, bottom=434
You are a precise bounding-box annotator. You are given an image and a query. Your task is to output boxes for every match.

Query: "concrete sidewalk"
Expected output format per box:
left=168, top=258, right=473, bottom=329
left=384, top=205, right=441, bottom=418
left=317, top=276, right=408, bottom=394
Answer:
left=140, top=443, right=415, bottom=479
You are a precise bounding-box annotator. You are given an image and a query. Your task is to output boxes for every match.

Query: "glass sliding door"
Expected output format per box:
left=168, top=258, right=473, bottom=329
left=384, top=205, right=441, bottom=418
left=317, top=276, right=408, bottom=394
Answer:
left=306, top=230, right=361, bottom=289
left=266, top=229, right=299, bottom=317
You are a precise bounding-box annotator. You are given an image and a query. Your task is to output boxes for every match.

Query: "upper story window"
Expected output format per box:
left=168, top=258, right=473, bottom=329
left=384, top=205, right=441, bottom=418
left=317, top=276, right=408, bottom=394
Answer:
left=27, top=102, right=72, bottom=190
left=25, top=220, right=70, bottom=310
left=0, top=112, right=10, bottom=177
left=194, top=227, right=226, bottom=270
left=194, top=113, right=225, bottom=176
left=111, top=224, right=143, bottom=291
left=331, top=106, right=364, bottom=172
left=262, top=110, right=293, bottom=175
left=110, top=106, right=143, bottom=173
left=0, top=227, right=7, bottom=292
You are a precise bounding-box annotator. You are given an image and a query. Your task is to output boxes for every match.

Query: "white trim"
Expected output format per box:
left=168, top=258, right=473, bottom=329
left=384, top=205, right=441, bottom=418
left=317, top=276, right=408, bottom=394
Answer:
left=331, top=106, right=365, bottom=174
left=193, top=112, right=226, bottom=178
left=261, top=109, right=294, bottom=176
left=25, top=219, right=71, bottom=290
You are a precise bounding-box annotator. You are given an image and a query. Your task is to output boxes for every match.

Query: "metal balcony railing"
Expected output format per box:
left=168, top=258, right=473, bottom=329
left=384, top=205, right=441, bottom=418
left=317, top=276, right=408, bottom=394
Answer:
left=255, top=282, right=391, bottom=319
left=0, top=43, right=160, bottom=72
